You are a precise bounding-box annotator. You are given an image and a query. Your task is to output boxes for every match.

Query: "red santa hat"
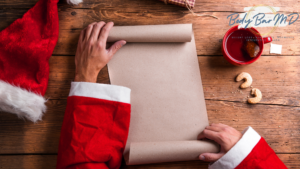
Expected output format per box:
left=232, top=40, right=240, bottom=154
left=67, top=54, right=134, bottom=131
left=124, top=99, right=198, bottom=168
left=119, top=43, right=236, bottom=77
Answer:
left=0, top=0, right=61, bottom=122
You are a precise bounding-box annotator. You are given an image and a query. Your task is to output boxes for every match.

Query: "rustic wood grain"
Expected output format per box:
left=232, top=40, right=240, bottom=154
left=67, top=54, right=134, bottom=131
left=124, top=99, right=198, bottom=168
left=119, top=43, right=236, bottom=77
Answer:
left=198, top=56, right=300, bottom=107
left=0, top=98, right=300, bottom=154
left=122, top=153, right=300, bottom=169
left=0, top=9, right=299, bottom=56
left=1, top=0, right=300, bottom=168
left=45, top=56, right=300, bottom=106
left=0, top=0, right=299, bottom=12
left=55, top=10, right=300, bottom=56
left=0, top=155, right=58, bottom=169
left=0, top=154, right=299, bottom=169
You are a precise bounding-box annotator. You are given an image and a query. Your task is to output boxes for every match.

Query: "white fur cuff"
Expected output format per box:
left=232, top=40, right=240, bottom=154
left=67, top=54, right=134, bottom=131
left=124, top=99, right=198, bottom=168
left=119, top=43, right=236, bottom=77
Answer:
left=0, top=80, right=47, bottom=123
left=66, top=0, right=83, bottom=5
left=69, top=82, right=131, bottom=104
left=209, top=127, right=261, bottom=169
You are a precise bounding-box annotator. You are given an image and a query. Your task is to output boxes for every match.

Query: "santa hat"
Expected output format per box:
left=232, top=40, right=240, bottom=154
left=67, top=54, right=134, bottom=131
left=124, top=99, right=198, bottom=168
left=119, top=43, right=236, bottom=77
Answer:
left=0, top=0, right=60, bottom=122
left=0, top=0, right=83, bottom=122
left=67, top=0, right=83, bottom=5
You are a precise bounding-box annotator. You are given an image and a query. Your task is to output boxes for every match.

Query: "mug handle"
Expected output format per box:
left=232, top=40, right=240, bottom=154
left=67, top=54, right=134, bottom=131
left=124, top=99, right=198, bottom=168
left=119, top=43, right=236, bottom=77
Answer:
left=263, top=36, right=272, bottom=44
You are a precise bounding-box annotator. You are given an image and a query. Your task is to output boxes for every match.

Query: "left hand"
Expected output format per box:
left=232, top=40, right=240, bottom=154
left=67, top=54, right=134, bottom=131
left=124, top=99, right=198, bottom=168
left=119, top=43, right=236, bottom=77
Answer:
left=74, top=21, right=126, bottom=83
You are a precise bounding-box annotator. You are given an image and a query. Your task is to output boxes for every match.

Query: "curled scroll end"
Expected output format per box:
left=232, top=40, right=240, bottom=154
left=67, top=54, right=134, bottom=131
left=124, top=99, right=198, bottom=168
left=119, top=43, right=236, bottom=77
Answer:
left=123, top=150, right=130, bottom=165
left=127, top=140, right=220, bottom=165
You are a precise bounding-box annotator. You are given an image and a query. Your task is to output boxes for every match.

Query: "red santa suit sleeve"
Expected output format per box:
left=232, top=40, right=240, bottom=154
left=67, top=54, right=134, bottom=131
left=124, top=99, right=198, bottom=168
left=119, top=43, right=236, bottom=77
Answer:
left=209, top=127, right=287, bottom=169
left=56, top=82, right=131, bottom=169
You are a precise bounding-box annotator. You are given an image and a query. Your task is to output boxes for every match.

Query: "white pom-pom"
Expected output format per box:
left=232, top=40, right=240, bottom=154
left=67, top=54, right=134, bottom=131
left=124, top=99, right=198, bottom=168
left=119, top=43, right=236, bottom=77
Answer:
left=67, top=0, right=83, bottom=5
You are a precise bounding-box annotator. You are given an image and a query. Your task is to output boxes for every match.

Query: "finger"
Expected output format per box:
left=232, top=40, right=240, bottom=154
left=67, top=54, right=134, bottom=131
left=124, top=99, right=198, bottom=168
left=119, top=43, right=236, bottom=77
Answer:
left=78, top=28, right=86, bottom=43
left=107, top=40, right=126, bottom=57
left=76, top=28, right=86, bottom=52
left=211, top=123, right=229, bottom=128
left=197, top=129, right=219, bottom=141
left=85, top=22, right=97, bottom=41
left=89, top=22, right=106, bottom=42
left=205, top=125, right=223, bottom=132
left=99, top=22, right=114, bottom=45
left=199, top=153, right=224, bottom=162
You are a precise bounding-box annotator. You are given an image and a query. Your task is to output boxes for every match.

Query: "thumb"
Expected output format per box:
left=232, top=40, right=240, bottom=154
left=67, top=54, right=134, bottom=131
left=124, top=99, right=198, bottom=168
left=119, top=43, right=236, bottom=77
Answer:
left=199, top=153, right=224, bottom=162
left=108, top=40, right=126, bottom=57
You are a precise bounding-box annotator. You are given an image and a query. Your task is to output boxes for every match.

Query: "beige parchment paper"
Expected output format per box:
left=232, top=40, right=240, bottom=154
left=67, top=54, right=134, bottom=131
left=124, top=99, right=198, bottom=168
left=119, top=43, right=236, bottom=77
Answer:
left=107, top=24, right=192, bottom=43
left=129, top=141, right=219, bottom=165
left=107, top=24, right=219, bottom=165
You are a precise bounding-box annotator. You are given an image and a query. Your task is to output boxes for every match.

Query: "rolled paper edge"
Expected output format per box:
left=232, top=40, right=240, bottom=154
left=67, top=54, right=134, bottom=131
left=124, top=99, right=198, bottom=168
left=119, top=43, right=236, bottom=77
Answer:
left=127, top=140, right=219, bottom=165
left=107, top=24, right=193, bottom=43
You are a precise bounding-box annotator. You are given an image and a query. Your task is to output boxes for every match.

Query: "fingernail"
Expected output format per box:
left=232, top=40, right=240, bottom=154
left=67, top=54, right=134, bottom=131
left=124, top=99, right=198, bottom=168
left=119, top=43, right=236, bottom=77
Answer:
left=122, top=41, right=126, bottom=46
left=199, top=155, right=205, bottom=160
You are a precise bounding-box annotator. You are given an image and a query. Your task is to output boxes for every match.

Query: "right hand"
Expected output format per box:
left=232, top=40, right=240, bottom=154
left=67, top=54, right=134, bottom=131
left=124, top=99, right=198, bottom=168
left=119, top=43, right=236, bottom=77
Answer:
left=198, top=123, right=243, bottom=162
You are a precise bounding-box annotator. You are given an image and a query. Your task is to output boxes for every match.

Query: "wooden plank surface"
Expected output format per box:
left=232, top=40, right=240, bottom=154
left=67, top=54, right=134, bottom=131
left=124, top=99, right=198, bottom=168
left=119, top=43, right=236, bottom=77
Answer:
left=0, top=154, right=299, bottom=169
left=1, top=0, right=300, bottom=168
left=0, top=0, right=299, bottom=12
left=46, top=56, right=300, bottom=106
left=1, top=57, right=300, bottom=155
left=1, top=98, right=299, bottom=154
left=54, top=10, right=300, bottom=56
left=0, top=5, right=299, bottom=56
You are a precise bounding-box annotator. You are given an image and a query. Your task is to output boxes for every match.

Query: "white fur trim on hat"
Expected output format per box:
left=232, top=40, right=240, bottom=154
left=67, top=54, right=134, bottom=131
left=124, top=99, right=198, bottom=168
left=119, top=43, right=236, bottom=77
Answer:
left=0, top=80, right=47, bottom=123
left=67, top=0, right=83, bottom=5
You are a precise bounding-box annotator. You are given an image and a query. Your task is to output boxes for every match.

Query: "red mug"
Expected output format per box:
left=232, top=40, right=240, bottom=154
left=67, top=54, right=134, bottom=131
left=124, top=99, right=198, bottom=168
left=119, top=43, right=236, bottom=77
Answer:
left=222, top=25, right=272, bottom=66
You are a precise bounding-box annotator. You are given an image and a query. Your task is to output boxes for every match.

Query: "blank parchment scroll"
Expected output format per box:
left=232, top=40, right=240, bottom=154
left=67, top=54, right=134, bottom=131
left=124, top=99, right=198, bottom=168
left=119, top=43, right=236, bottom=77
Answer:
left=107, top=24, right=219, bottom=165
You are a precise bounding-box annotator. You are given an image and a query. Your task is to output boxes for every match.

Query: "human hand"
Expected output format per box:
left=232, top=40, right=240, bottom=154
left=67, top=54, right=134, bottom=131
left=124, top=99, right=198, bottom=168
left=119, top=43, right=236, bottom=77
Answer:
left=198, top=123, right=243, bottom=162
left=74, top=21, right=126, bottom=83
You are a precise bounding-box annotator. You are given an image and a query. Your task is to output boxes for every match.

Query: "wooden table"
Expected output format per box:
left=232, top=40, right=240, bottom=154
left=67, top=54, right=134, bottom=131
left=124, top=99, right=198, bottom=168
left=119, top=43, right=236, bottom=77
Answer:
left=0, top=0, right=300, bottom=168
